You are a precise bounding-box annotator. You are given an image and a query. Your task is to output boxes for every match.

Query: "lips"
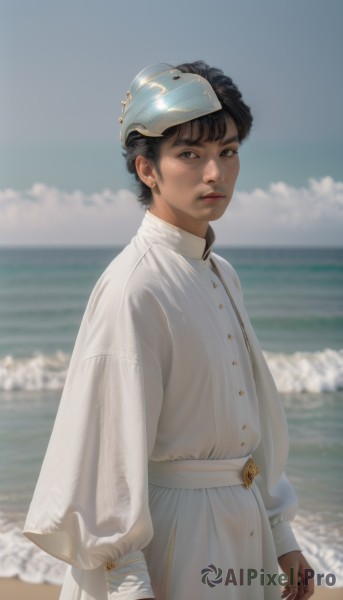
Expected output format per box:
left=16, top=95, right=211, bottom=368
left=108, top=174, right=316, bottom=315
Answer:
left=201, top=191, right=226, bottom=199
left=200, top=192, right=226, bottom=203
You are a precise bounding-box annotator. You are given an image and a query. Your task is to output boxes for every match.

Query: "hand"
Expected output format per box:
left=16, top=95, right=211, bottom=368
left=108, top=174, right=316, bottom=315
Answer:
left=279, top=550, right=314, bottom=599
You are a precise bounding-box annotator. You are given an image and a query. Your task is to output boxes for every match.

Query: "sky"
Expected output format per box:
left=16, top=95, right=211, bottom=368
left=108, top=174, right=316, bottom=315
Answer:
left=0, top=0, right=342, bottom=246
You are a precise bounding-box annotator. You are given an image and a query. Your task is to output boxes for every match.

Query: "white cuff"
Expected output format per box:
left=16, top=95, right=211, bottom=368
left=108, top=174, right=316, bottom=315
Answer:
left=270, top=518, right=301, bottom=558
left=106, top=550, right=155, bottom=599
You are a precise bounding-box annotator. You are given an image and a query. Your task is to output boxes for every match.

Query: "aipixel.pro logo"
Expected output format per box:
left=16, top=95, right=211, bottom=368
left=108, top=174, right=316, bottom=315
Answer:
left=201, top=564, right=223, bottom=588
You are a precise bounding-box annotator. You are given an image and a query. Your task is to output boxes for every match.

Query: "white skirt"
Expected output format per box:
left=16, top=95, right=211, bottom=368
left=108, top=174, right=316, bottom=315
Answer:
left=144, top=458, right=282, bottom=600
left=59, top=458, right=282, bottom=600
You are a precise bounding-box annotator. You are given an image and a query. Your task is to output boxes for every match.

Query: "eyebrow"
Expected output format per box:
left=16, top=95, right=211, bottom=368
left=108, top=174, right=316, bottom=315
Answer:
left=171, top=135, right=240, bottom=148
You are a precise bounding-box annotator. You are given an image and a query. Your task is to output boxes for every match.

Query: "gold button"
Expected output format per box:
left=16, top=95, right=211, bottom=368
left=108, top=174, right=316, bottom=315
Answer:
left=219, top=304, right=224, bottom=309
left=212, top=280, right=218, bottom=288
left=105, top=560, right=116, bottom=571
left=239, top=390, right=245, bottom=396
left=242, top=424, right=247, bottom=430
left=227, top=334, right=233, bottom=340
left=232, top=360, right=238, bottom=366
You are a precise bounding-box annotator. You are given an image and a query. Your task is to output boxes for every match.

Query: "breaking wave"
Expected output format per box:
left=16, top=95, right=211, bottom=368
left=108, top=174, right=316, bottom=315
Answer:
left=0, top=348, right=342, bottom=394
left=265, top=348, right=343, bottom=393
left=0, top=352, right=69, bottom=392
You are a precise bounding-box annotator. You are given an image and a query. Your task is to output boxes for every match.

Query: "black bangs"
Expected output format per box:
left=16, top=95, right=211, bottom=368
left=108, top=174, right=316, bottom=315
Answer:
left=162, top=110, right=230, bottom=144
left=123, top=61, right=253, bottom=207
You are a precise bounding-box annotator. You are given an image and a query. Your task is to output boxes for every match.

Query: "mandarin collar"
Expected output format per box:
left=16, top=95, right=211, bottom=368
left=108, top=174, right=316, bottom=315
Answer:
left=138, top=210, right=215, bottom=261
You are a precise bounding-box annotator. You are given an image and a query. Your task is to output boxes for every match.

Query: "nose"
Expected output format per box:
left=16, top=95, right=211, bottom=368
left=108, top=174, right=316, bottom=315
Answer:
left=203, top=157, right=224, bottom=183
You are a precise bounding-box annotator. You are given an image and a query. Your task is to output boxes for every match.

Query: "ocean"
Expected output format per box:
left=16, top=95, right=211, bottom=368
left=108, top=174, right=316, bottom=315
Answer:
left=0, top=246, right=342, bottom=586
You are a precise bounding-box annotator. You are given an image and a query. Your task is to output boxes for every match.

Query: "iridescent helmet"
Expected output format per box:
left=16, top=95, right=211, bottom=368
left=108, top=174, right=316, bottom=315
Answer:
left=119, top=63, right=222, bottom=144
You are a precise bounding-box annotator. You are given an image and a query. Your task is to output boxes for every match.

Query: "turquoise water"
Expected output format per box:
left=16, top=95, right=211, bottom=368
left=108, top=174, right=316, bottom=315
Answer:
left=0, top=246, right=342, bottom=584
left=1, top=246, right=342, bottom=357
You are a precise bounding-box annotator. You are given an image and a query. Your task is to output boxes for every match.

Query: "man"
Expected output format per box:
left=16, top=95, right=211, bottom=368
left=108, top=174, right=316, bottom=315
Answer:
left=24, top=61, right=313, bottom=599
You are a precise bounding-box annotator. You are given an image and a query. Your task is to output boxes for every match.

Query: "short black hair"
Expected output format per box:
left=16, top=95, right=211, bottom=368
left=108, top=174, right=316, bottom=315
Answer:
left=124, top=60, right=253, bottom=208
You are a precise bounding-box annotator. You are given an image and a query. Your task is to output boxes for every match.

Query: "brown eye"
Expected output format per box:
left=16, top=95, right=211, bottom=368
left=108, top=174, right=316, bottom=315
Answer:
left=179, top=151, right=197, bottom=159
left=222, top=148, right=238, bottom=158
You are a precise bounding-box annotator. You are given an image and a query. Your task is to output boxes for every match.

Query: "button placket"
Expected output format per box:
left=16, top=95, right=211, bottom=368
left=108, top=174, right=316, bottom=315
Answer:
left=209, top=269, right=249, bottom=449
left=239, top=409, right=249, bottom=449
left=238, top=370, right=248, bottom=448
left=211, top=271, right=244, bottom=376
left=210, top=275, right=227, bottom=315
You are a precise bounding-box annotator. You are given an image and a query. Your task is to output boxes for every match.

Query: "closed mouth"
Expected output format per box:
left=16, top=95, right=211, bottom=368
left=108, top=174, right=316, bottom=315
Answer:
left=201, top=193, right=225, bottom=200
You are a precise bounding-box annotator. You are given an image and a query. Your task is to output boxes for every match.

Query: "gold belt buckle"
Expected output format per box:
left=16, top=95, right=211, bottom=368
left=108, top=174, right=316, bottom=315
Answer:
left=242, top=458, right=259, bottom=488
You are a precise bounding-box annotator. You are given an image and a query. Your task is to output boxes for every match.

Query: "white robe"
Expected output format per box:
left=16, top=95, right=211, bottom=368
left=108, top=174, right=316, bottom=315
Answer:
left=24, top=211, right=300, bottom=599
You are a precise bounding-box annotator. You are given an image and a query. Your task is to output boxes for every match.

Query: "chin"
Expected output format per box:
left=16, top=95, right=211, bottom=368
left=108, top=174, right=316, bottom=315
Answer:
left=207, top=205, right=231, bottom=222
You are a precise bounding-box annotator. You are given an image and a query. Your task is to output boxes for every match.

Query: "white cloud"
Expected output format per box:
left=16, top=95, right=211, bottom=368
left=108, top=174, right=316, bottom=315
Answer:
left=215, top=176, right=343, bottom=246
left=0, top=184, right=144, bottom=245
left=0, top=177, right=342, bottom=246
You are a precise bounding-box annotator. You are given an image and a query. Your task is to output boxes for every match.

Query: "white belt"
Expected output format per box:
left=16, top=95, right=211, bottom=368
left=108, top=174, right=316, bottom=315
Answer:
left=148, top=456, right=259, bottom=490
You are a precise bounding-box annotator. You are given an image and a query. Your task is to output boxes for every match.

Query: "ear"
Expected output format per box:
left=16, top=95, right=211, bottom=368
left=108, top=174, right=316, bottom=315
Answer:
left=135, top=155, right=158, bottom=189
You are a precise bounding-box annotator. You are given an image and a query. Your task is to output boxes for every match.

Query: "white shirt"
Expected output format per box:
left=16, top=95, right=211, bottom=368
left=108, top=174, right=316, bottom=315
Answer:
left=24, top=211, right=300, bottom=599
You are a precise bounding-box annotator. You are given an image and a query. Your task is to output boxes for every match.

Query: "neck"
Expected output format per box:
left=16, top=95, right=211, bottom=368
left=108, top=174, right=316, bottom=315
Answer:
left=149, top=205, right=209, bottom=239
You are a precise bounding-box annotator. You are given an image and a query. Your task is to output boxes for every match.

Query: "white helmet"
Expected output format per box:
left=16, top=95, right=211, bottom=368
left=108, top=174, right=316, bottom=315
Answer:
left=119, top=63, right=222, bottom=144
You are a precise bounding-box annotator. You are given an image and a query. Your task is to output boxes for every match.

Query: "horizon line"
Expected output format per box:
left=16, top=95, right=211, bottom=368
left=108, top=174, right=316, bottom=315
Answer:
left=1, top=244, right=342, bottom=250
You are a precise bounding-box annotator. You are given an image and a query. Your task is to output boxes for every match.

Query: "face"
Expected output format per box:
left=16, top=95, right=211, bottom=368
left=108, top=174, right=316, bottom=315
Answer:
left=142, top=118, right=240, bottom=237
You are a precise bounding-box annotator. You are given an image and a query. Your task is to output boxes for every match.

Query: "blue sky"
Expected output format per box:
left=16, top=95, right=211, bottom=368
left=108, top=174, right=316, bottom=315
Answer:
left=0, top=0, right=342, bottom=245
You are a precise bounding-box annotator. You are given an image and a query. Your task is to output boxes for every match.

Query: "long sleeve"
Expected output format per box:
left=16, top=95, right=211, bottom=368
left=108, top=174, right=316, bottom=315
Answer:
left=246, top=306, right=301, bottom=558
left=23, top=255, right=170, bottom=595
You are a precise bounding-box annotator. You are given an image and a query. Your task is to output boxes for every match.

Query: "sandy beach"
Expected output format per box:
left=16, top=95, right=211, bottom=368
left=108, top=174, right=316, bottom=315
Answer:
left=0, top=578, right=342, bottom=599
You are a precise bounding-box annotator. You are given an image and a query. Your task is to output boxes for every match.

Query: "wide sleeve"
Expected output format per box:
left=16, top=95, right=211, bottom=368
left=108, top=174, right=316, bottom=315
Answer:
left=214, top=255, right=301, bottom=558
left=250, top=331, right=301, bottom=558
left=23, top=265, right=170, bottom=596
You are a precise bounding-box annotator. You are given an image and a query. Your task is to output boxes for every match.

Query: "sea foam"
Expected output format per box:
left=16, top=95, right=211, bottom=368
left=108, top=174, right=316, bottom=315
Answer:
left=0, top=511, right=342, bottom=587
left=265, top=348, right=343, bottom=393
left=1, top=349, right=342, bottom=394
left=0, top=352, right=69, bottom=392
left=0, top=513, right=67, bottom=585
left=293, top=511, right=343, bottom=587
